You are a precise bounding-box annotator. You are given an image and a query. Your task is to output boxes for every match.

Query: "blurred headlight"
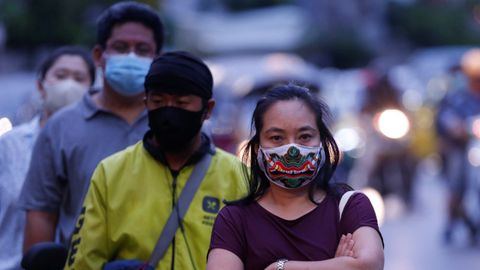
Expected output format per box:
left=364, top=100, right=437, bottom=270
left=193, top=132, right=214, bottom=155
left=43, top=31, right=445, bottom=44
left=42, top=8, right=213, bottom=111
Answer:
left=208, top=63, right=226, bottom=87
left=0, top=117, right=13, bottom=137
left=375, top=109, right=410, bottom=139
left=334, top=128, right=361, bottom=152
left=468, top=146, right=480, bottom=167
left=401, top=89, right=423, bottom=112
left=471, top=118, right=480, bottom=139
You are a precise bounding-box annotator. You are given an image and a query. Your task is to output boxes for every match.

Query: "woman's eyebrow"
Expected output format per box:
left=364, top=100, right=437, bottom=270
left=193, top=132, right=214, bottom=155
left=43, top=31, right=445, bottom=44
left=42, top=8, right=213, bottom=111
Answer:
left=264, top=127, right=284, bottom=134
left=298, top=126, right=318, bottom=132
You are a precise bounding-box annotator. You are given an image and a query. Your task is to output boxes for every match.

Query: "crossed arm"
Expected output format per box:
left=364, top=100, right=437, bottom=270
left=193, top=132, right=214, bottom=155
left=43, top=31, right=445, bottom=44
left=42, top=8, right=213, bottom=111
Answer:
left=207, top=226, right=384, bottom=270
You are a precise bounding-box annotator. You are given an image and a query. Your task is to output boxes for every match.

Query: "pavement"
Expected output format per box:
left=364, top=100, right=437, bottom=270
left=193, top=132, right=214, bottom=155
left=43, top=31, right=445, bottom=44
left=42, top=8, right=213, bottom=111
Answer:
left=381, top=158, right=480, bottom=270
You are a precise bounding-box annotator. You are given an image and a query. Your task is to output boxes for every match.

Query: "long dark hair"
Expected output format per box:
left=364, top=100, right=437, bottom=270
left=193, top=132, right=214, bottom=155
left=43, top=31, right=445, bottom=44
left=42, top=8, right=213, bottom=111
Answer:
left=234, top=83, right=342, bottom=205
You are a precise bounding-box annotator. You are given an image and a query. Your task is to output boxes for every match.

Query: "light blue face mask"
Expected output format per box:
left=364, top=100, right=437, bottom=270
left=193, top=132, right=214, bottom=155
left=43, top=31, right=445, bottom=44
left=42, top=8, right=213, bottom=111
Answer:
left=104, top=53, right=153, bottom=97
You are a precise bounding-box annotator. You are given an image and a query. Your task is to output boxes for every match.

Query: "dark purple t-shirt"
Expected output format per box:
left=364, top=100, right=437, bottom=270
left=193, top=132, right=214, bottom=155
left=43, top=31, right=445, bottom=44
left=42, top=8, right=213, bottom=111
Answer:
left=208, top=192, right=381, bottom=270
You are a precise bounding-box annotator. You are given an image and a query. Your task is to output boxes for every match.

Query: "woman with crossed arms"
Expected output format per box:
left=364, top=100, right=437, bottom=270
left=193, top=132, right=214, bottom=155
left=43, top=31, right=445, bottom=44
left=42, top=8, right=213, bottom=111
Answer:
left=207, top=84, right=384, bottom=270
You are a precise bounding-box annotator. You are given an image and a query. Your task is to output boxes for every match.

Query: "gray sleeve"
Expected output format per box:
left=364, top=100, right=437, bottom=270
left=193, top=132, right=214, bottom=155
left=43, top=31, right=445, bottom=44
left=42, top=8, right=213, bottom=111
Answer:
left=18, top=127, right=64, bottom=213
left=0, top=138, right=11, bottom=225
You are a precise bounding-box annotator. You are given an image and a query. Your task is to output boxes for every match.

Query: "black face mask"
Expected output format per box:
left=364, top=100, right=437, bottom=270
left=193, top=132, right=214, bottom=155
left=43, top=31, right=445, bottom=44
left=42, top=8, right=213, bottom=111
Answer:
left=148, top=106, right=205, bottom=151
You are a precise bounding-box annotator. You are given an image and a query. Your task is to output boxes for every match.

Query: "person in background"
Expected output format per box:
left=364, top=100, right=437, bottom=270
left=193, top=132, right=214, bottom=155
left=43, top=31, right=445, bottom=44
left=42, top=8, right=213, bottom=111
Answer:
left=207, top=84, right=384, bottom=270
left=64, top=51, right=246, bottom=270
left=436, top=48, right=480, bottom=245
left=18, top=1, right=164, bottom=252
left=0, top=45, right=95, bottom=270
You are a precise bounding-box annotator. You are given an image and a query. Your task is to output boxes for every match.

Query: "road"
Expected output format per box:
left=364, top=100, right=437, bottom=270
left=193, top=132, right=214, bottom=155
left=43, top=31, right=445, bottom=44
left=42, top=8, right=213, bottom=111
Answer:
left=381, top=159, right=480, bottom=270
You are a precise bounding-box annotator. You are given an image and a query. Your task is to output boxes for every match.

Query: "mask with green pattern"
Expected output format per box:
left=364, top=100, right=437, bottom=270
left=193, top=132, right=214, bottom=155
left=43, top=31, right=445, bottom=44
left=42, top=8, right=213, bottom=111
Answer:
left=257, top=143, right=324, bottom=189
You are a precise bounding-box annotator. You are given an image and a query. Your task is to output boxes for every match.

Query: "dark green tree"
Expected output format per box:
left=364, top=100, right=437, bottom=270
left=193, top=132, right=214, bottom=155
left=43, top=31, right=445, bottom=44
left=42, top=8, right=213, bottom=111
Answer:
left=387, top=1, right=480, bottom=47
left=0, top=0, right=160, bottom=50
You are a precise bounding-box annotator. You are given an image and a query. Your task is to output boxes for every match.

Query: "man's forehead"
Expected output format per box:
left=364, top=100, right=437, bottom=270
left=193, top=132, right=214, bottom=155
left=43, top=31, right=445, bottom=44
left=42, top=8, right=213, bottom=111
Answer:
left=149, top=92, right=198, bottom=98
left=108, top=22, right=155, bottom=42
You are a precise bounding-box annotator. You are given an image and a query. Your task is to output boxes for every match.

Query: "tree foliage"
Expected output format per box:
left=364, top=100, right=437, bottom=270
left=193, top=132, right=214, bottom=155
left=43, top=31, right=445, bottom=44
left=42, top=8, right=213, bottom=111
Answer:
left=0, top=0, right=160, bottom=50
left=387, top=2, right=480, bottom=47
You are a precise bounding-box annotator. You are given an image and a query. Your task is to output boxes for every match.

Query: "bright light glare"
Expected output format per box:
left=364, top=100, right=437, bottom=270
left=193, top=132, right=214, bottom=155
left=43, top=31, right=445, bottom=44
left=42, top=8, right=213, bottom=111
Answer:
left=468, top=147, right=480, bottom=167
left=264, top=53, right=304, bottom=75
left=0, top=117, right=13, bottom=137
left=361, top=187, right=385, bottom=227
left=401, top=89, right=422, bottom=111
left=208, top=63, right=226, bottom=87
left=472, top=119, right=480, bottom=139
left=232, top=76, right=254, bottom=97
left=426, top=77, right=449, bottom=103
left=377, top=109, right=410, bottom=139
left=335, top=128, right=361, bottom=152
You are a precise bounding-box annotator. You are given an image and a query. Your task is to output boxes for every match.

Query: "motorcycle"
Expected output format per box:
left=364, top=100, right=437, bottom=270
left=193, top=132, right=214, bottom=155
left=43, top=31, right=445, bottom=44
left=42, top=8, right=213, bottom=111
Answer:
left=345, top=107, right=417, bottom=208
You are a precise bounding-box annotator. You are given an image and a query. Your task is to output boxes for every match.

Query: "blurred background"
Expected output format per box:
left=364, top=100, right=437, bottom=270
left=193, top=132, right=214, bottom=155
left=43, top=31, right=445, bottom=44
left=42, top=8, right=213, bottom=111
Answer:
left=1, top=0, right=480, bottom=269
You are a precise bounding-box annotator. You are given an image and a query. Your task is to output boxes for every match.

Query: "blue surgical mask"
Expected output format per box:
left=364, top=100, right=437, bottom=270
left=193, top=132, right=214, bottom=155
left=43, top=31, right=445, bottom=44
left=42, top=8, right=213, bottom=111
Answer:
left=104, top=53, right=152, bottom=96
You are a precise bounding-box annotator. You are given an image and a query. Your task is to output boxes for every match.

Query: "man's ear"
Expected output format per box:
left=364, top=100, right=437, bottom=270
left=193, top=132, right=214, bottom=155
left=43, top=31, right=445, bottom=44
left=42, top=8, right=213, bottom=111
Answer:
left=204, top=99, right=216, bottom=120
left=92, top=45, right=104, bottom=67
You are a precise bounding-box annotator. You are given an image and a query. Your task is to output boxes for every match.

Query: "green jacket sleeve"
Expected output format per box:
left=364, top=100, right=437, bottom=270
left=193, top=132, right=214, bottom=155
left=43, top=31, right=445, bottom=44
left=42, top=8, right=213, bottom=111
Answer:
left=64, top=163, right=110, bottom=270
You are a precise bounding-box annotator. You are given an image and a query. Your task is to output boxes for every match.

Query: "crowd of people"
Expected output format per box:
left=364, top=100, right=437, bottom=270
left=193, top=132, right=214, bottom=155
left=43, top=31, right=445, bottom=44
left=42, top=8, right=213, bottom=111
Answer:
left=21, top=0, right=480, bottom=269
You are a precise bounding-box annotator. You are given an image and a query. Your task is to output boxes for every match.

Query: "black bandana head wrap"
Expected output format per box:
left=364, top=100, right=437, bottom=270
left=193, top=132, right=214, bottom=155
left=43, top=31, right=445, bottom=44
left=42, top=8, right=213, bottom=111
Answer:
left=144, top=51, right=213, bottom=99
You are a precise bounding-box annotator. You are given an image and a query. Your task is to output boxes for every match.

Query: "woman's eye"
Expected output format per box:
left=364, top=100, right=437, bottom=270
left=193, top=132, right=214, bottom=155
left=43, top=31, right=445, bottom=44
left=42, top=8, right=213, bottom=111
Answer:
left=271, top=136, right=282, bottom=142
left=74, top=75, right=88, bottom=83
left=55, top=74, right=67, bottom=80
left=299, top=134, right=312, bottom=140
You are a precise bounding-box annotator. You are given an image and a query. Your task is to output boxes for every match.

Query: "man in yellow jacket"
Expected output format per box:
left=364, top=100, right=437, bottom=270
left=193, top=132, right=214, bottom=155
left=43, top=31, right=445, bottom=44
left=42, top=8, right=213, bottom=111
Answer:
left=64, top=51, right=246, bottom=270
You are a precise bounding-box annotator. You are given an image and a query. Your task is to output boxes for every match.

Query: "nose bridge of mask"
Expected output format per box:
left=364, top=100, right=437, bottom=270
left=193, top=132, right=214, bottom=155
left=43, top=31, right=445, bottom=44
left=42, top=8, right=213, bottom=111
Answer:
left=261, top=143, right=321, bottom=156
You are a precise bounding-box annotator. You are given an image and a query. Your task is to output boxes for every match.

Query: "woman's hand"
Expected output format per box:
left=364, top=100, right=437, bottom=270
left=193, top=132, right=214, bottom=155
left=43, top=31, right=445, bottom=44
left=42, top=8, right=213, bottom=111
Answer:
left=335, top=233, right=355, bottom=258
left=264, top=261, right=279, bottom=270
left=264, top=234, right=355, bottom=270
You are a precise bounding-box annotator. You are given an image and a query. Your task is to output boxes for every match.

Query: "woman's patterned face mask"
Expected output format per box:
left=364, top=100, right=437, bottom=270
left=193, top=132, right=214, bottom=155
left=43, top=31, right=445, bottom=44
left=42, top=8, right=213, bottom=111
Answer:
left=257, top=143, right=324, bottom=189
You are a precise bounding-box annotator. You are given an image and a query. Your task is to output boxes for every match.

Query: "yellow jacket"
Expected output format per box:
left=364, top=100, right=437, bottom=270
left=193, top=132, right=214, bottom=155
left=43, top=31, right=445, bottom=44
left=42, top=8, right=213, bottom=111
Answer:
left=64, top=141, right=246, bottom=270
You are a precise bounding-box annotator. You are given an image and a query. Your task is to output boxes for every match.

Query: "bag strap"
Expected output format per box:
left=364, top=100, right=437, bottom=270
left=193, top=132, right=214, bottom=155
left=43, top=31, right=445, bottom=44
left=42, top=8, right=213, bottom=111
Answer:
left=147, top=151, right=214, bottom=267
left=338, top=190, right=359, bottom=221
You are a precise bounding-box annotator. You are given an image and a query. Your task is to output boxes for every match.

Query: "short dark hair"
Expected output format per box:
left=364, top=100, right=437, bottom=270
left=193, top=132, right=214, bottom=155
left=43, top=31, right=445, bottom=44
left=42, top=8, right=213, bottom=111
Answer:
left=237, top=83, right=342, bottom=204
left=96, top=1, right=164, bottom=53
left=38, top=46, right=96, bottom=85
